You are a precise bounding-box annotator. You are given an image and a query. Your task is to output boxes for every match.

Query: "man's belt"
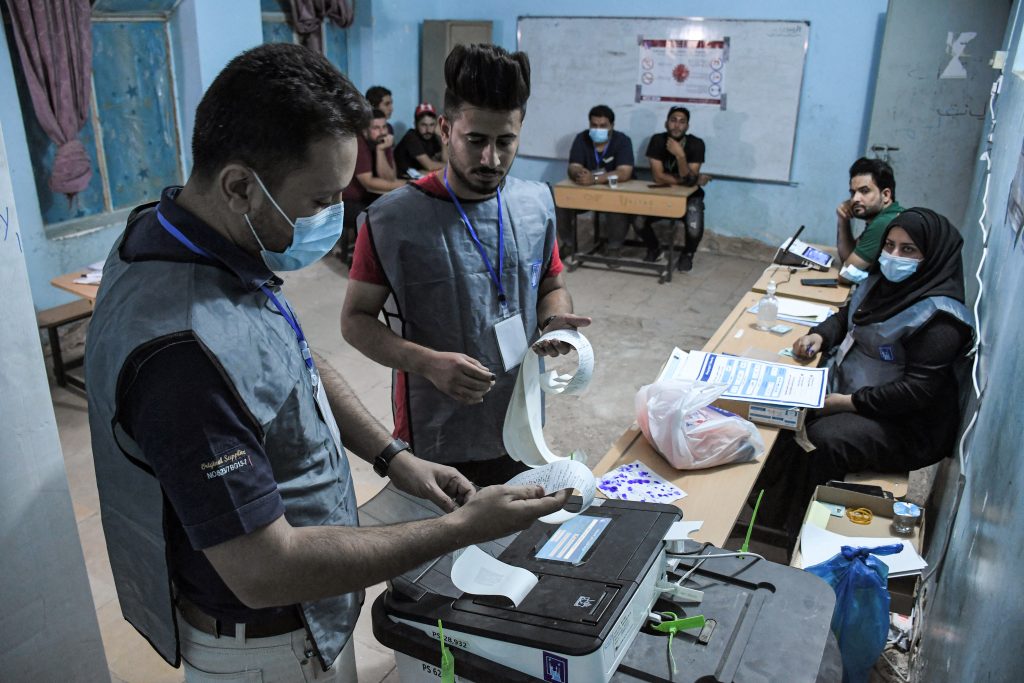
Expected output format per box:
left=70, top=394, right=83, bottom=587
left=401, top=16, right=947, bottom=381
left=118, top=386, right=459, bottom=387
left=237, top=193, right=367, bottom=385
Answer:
left=177, top=595, right=304, bottom=639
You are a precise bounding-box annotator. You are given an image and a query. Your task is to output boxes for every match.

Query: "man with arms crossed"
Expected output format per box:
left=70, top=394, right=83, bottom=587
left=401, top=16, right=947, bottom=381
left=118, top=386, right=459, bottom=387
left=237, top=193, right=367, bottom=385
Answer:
left=343, top=44, right=591, bottom=487
left=836, top=157, right=903, bottom=284
left=85, top=44, right=563, bottom=683
left=636, top=106, right=707, bottom=270
left=555, top=104, right=634, bottom=256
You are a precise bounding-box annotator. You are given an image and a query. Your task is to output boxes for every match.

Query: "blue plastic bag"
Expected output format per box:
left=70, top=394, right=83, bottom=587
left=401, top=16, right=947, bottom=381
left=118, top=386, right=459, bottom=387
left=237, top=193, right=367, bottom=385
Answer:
left=806, top=543, right=903, bottom=683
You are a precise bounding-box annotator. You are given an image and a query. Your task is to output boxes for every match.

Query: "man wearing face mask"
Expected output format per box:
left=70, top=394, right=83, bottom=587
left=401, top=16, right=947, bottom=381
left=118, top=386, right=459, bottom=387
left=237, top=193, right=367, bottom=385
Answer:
left=394, top=102, right=447, bottom=178
left=84, top=44, right=566, bottom=682
left=555, top=104, right=635, bottom=256
left=343, top=43, right=592, bottom=487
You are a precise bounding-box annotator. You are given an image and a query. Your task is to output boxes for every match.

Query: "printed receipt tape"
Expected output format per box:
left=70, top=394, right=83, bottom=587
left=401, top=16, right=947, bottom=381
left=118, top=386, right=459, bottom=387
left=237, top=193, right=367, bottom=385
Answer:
left=506, top=459, right=597, bottom=524
left=450, top=545, right=538, bottom=607
left=450, top=331, right=597, bottom=604
left=448, top=460, right=596, bottom=604
left=503, top=329, right=595, bottom=467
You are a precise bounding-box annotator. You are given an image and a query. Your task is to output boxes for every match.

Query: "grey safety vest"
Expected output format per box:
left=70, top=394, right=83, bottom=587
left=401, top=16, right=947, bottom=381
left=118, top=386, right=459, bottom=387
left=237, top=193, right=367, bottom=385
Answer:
left=367, top=176, right=557, bottom=463
left=829, top=273, right=973, bottom=394
left=85, top=213, right=360, bottom=671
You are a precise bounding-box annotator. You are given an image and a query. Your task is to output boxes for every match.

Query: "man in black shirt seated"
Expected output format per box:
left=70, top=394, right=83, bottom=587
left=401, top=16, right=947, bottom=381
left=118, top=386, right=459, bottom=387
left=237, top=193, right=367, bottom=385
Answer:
left=394, top=102, right=446, bottom=179
left=555, top=104, right=634, bottom=256
left=636, top=106, right=708, bottom=271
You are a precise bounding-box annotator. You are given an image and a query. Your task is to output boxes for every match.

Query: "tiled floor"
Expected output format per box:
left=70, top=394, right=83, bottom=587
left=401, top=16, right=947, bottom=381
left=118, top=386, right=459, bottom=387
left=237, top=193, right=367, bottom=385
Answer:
left=49, top=238, right=770, bottom=682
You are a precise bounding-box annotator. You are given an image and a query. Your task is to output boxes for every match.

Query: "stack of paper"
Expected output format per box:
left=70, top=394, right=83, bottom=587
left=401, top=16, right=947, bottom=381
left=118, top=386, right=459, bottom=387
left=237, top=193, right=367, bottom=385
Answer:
left=674, top=350, right=828, bottom=409
left=748, top=296, right=832, bottom=326
left=73, top=260, right=104, bottom=286
left=798, top=523, right=927, bottom=577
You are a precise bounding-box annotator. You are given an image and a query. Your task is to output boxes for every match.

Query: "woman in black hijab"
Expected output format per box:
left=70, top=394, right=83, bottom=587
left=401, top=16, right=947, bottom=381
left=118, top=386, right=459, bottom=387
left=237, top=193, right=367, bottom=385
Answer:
left=758, top=208, right=975, bottom=539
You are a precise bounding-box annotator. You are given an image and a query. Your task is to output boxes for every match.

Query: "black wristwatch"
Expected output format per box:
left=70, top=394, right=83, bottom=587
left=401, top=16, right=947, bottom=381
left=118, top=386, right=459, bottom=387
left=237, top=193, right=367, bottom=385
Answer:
left=373, top=438, right=410, bottom=477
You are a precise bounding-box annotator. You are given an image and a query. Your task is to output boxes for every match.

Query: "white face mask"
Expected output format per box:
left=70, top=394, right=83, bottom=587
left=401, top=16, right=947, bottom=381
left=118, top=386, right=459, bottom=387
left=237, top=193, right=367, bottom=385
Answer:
left=245, top=172, right=344, bottom=271
left=878, top=251, right=920, bottom=283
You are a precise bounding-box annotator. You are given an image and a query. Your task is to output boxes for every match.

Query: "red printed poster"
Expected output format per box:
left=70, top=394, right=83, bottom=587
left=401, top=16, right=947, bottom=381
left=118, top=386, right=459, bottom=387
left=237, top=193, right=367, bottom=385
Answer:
left=636, top=37, right=729, bottom=107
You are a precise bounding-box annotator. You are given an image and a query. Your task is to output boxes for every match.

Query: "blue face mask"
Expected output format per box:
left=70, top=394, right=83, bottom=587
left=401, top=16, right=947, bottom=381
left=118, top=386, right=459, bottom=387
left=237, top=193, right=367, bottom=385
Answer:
left=878, top=251, right=920, bottom=283
left=245, top=172, right=344, bottom=271
left=588, top=128, right=610, bottom=144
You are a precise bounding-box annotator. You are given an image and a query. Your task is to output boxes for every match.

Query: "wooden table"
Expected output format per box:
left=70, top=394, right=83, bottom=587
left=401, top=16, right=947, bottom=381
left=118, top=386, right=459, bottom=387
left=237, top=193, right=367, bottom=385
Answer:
left=51, top=271, right=100, bottom=303
left=552, top=179, right=696, bottom=283
left=750, top=263, right=851, bottom=306
left=591, top=292, right=838, bottom=547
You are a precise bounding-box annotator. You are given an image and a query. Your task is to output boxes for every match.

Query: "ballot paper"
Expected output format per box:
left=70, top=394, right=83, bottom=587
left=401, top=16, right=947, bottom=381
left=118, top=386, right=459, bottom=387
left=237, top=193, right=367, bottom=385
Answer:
left=677, top=350, right=828, bottom=409
left=748, top=296, right=832, bottom=326
left=597, top=460, right=686, bottom=504
left=450, top=545, right=538, bottom=606
left=655, top=347, right=689, bottom=383
left=503, top=329, right=595, bottom=466
left=507, top=459, right=596, bottom=524
left=798, top=523, right=928, bottom=577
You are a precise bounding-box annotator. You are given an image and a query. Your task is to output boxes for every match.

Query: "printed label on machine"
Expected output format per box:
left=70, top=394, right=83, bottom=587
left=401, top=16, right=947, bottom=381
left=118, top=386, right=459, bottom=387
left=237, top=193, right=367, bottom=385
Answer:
left=535, top=515, right=611, bottom=564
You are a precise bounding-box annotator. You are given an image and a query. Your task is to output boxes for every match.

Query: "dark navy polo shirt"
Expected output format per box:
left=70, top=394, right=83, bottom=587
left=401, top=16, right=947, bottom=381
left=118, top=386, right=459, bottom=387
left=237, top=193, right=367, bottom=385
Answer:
left=568, top=129, right=635, bottom=173
left=116, top=187, right=293, bottom=622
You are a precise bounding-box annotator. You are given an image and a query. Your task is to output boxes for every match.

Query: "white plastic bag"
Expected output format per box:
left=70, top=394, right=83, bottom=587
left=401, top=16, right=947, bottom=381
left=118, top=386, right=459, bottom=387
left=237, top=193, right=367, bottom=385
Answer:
left=635, top=379, right=765, bottom=470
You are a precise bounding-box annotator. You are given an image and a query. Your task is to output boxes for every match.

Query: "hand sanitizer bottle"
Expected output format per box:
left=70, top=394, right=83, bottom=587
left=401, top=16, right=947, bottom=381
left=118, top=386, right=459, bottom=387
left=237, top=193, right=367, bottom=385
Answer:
left=756, top=280, right=779, bottom=330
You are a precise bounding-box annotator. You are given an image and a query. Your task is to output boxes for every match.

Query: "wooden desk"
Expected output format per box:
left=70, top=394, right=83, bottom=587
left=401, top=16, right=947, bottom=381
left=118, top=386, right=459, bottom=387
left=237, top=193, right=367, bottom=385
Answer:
left=552, top=180, right=697, bottom=283
left=750, top=263, right=851, bottom=306
left=591, top=293, right=837, bottom=547
left=51, top=271, right=99, bottom=304
left=552, top=178, right=695, bottom=219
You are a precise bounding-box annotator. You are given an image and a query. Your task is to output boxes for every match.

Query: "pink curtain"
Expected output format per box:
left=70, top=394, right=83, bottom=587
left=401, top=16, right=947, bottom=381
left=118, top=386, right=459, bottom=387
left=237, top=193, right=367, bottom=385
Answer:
left=5, top=0, right=94, bottom=198
left=289, top=0, right=353, bottom=54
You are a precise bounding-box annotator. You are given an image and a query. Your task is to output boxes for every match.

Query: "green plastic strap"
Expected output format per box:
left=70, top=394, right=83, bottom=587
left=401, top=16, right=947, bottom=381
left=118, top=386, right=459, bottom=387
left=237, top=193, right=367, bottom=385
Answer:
left=438, top=619, right=455, bottom=683
left=652, top=613, right=706, bottom=676
left=741, top=489, right=765, bottom=553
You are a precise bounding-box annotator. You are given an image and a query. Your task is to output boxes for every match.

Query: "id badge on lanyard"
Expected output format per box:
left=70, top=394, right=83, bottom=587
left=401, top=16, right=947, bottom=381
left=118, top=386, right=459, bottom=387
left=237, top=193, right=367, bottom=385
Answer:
left=495, top=312, right=528, bottom=372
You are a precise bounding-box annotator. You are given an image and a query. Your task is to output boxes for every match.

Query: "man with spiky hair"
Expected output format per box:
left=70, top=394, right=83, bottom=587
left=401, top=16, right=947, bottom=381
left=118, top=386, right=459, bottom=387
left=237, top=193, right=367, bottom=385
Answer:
left=343, top=44, right=591, bottom=486
left=86, top=43, right=564, bottom=682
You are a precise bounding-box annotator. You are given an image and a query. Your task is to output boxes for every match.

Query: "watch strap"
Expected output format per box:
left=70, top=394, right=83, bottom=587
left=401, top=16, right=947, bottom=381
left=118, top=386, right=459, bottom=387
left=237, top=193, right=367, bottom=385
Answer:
left=373, top=438, right=410, bottom=477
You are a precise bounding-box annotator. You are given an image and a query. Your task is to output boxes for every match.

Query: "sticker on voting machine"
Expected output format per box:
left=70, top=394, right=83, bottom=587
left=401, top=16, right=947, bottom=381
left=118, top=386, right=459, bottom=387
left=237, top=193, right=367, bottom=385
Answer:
left=535, top=515, right=611, bottom=564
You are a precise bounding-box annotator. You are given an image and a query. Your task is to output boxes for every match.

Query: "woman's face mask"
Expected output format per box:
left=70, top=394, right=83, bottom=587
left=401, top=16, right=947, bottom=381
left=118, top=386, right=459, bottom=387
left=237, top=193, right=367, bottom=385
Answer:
left=245, top=172, right=344, bottom=272
left=878, top=251, right=920, bottom=283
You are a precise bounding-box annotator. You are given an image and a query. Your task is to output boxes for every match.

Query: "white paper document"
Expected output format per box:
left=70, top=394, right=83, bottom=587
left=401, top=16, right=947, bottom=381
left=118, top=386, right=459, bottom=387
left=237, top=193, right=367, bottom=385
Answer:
left=664, top=520, right=703, bottom=541
left=507, top=459, right=596, bottom=524
left=798, top=523, right=928, bottom=576
left=503, top=329, right=595, bottom=466
left=677, top=350, right=828, bottom=409
left=596, top=460, right=686, bottom=504
left=655, top=347, right=689, bottom=383
left=450, top=545, right=538, bottom=606
left=748, top=296, right=832, bottom=326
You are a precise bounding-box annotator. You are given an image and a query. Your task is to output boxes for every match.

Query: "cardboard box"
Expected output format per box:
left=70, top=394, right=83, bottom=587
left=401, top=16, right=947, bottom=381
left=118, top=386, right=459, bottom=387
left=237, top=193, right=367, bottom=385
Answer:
left=791, top=486, right=925, bottom=615
left=712, top=396, right=806, bottom=431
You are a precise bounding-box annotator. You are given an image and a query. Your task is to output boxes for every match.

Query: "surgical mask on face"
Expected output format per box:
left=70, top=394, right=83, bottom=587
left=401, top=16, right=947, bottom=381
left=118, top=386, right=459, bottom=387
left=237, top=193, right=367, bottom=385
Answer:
left=245, top=172, right=344, bottom=271
left=589, top=128, right=609, bottom=144
left=878, top=251, right=920, bottom=283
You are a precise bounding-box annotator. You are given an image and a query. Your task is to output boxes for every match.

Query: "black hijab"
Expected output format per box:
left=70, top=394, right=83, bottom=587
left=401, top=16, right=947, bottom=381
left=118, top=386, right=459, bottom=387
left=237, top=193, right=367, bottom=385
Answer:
left=853, top=207, right=966, bottom=325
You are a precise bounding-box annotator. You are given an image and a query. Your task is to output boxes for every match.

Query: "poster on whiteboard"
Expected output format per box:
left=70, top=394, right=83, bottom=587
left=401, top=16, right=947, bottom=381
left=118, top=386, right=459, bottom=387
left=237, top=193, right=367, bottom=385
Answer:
left=635, top=37, right=729, bottom=108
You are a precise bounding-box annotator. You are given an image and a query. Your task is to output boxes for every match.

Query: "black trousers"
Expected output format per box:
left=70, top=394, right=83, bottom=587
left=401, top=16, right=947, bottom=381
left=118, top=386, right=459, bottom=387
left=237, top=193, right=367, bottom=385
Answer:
left=636, top=194, right=705, bottom=254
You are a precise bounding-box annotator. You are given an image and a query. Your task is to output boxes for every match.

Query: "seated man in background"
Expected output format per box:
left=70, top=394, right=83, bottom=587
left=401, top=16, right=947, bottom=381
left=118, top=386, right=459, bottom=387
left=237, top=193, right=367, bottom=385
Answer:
left=835, top=157, right=903, bottom=284
left=365, top=84, right=394, bottom=135
left=395, top=103, right=446, bottom=178
left=339, top=109, right=405, bottom=261
left=555, top=104, right=634, bottom=257
left=636, top=106, right=707, bottom=270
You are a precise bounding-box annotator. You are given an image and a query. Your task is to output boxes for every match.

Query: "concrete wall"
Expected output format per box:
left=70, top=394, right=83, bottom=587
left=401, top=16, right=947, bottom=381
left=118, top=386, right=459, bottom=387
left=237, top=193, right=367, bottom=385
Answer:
left=914, top=2, right=1024, bottom=680
left=0, top=117, right=108, bottom=683
left=347, top=0, right=889, bottom=248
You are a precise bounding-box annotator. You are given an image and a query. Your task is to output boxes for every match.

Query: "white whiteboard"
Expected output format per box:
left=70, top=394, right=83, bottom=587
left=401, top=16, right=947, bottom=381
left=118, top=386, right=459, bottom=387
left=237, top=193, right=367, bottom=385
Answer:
left=517, top=16, right=809, bottom=182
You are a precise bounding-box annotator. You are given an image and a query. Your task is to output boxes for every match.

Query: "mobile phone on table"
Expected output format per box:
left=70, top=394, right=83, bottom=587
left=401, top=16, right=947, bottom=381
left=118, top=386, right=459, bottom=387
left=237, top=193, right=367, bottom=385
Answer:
left=801, top=277, right=839, bottom=287
left=647, top=183, right=671, bottom=188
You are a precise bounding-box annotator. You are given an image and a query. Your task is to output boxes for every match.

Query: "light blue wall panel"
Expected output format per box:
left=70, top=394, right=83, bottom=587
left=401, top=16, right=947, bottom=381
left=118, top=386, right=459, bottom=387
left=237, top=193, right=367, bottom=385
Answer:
left=92, top=21, right=181, bottom=209
left=324, top=22, right=349, bottom=74
left=262, top=18, right=294, bottom=44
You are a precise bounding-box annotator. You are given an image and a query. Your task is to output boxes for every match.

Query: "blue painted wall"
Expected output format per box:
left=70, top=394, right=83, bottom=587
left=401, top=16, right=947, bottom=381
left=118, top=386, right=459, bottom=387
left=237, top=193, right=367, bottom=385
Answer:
left=914, top=2, right=1024, bottom=680
left=348, top=0, right=889, bottom=247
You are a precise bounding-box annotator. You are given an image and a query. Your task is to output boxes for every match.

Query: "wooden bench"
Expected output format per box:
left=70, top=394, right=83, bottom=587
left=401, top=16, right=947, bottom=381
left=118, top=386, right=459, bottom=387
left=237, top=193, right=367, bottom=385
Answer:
left=37, top=299, right=93, bottom=391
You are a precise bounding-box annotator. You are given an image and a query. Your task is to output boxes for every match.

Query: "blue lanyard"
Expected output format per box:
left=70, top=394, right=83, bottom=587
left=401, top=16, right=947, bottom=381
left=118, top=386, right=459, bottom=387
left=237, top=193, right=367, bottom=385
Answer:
left=593, top=145, right=606, bottom=169
left=155, top=209, right=315, bottom=373
left=443, top=167, right=506, bottom=310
